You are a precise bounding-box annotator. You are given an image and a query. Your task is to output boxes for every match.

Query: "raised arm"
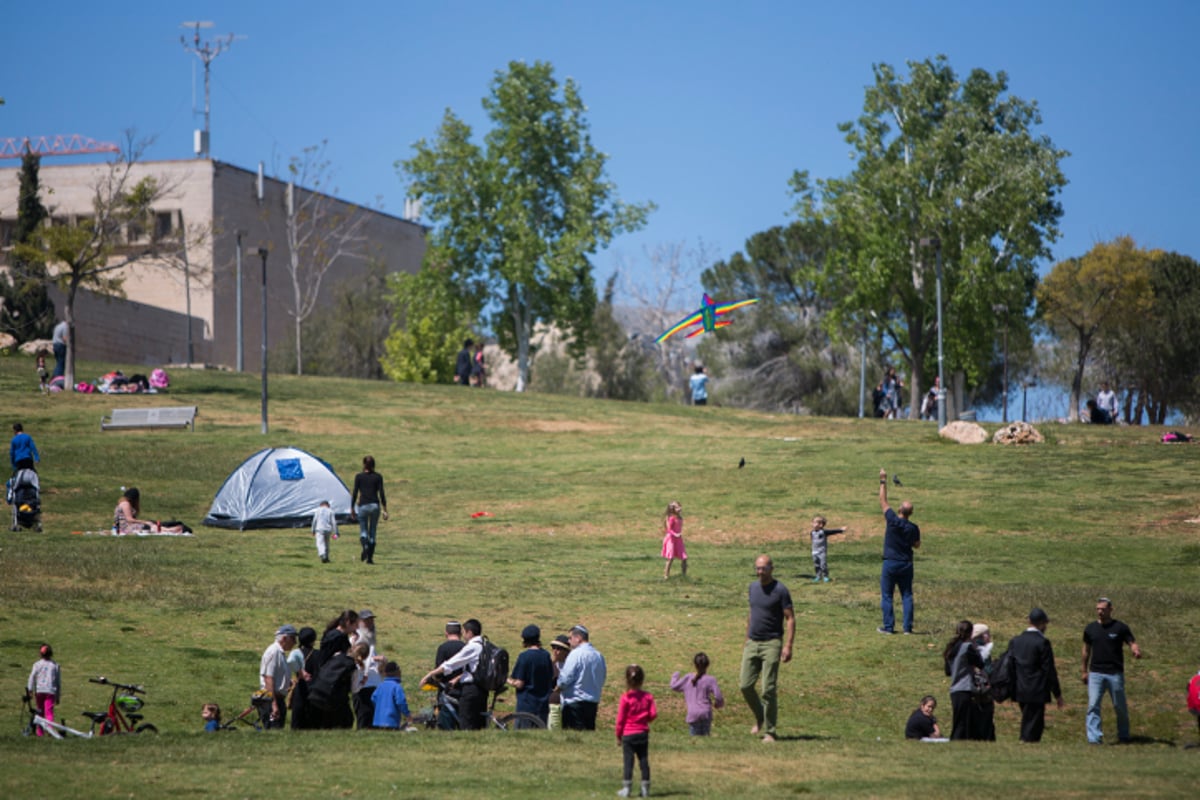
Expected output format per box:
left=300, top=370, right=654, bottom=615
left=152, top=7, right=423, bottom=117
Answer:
left=879, top=469, right=890, bottom=513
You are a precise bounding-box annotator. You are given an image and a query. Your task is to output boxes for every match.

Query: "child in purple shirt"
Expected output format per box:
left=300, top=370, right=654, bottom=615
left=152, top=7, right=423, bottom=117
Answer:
left=669, top=652, right=725, bottom=736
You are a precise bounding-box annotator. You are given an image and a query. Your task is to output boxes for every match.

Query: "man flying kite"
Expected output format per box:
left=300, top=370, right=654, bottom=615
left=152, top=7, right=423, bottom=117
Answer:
left=654, top=293, right=759, bottom=344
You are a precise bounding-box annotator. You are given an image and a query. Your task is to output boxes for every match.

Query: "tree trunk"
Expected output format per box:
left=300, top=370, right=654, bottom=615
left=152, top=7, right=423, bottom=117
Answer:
left=64, top=281, right=79, bottom=390
left=295, top=315, right=303, bottom=376
left=1069, top=336, right=1090, bottom=422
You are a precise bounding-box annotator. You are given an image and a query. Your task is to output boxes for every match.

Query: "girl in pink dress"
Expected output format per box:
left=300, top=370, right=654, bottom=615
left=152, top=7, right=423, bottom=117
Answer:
left=661, top=501, right=687, bottom=579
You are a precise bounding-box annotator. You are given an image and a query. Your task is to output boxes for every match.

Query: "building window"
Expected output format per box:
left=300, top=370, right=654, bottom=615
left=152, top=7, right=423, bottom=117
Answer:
left=153, top=211, right=175, bottom=241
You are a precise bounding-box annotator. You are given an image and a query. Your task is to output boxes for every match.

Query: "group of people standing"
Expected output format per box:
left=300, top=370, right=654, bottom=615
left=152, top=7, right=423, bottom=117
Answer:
left=257, top=609, right=401, bottom=732
left=929, top=598, right=1143, bottom=745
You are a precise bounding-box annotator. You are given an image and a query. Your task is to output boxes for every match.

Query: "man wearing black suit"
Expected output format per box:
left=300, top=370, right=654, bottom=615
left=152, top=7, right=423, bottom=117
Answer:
left=1007, top=607, right=1064, bottom=742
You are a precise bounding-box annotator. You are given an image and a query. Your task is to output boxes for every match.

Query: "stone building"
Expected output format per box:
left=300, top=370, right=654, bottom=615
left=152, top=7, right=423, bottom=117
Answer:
left=0, top=158, right=425, bottom=370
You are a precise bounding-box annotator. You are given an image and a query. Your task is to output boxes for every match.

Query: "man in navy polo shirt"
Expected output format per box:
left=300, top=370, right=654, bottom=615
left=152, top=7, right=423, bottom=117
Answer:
left=877, top=468, right=920, bottom=634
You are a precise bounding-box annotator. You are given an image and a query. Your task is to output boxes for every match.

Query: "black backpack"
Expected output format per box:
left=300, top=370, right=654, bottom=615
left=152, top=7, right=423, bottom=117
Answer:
left=473, top=637, right=509, bottom=693
left=988, top=649, right=1015, bottom=703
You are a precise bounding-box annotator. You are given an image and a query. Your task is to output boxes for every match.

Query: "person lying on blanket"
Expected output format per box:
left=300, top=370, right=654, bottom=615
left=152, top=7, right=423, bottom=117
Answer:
left=113, top=487, right=191, bottom=534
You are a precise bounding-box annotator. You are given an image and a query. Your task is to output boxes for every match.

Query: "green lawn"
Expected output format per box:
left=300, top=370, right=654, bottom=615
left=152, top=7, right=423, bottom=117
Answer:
left=1, top=356, right=1198, bottom=798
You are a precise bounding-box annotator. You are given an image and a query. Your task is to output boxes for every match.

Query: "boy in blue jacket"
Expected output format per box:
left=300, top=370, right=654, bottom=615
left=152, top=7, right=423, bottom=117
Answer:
left=372, top=661, right=410, bottom=730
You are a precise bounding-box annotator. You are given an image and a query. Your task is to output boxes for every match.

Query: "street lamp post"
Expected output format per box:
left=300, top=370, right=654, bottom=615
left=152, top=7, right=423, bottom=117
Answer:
left=258, top=247, right=269, bottom=435
left=920, top=237, right=945, bottom=429
left=993, top=304, right=1009, bottom=423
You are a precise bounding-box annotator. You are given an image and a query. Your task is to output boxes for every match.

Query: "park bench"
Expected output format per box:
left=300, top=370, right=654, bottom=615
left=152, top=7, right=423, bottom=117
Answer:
left=100, top=406, right=198, bottom=432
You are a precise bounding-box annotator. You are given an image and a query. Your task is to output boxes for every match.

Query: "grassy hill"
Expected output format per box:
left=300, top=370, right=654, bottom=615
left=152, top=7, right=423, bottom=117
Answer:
left=1, top=356, right=1198, bottom=798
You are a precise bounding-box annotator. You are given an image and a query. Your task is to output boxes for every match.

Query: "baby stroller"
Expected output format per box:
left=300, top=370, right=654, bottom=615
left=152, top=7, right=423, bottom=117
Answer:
left=6, top=468, right=42, bottom=531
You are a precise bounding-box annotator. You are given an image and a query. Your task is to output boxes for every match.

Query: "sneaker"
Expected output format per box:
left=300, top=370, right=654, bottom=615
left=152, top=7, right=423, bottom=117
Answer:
left=822, top=576, right=831, bottom=583
left=812, top=576, right=821, bottom=583
left=876, top=627, right=895, bottom=634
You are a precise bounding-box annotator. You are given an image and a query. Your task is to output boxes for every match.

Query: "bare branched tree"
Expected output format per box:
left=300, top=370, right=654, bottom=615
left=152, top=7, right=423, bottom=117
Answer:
left=13, top=132, right=180, bottom=387
left=619, top=240, right=716, bottom=401
left=279, top=141, right=370, bottom=374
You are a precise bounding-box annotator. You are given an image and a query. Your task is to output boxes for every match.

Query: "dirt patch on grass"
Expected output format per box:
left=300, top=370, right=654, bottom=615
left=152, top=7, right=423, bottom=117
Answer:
left=517, top=419, right=617, bottom=434
left=211, top=412, right=371, bottom=436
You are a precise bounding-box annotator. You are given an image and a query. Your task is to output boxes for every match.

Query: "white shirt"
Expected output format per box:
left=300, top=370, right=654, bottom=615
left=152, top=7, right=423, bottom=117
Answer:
left=312, top=505, right=337, bottom=535
left=439, top=636, right=483, bottom=684
left=259, top=641, right=291, bottom=693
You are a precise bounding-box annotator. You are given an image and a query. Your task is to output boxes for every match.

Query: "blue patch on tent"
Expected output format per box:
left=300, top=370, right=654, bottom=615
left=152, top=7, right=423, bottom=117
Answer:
left=276, top=458, right=304, bottom=481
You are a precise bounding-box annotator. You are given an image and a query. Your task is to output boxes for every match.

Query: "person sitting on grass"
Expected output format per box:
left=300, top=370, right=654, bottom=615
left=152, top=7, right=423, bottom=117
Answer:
left=113, top=487, right=191, bottom=534
left=905, top=695, right=945, bottom=741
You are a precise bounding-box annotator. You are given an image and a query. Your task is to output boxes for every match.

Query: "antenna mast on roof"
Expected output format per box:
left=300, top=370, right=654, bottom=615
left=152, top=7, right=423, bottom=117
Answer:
left=180, top=21, right=237, bottom=160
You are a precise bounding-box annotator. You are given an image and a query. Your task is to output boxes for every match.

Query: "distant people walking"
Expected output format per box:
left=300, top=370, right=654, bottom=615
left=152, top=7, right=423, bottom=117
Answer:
left=1007, top=607, right=1064, bottom=743
left=1082, top=597, right=1142, bottom=744
left=689, top=363, right=709, bottom=406
left=26, top=644, right=60, bottom=736
left=670, top=652, right=725, bottom=736
left=51, top=319, right=68, bottom=378
left=740, top=554, right=795, bottom=742
left=350, top=456, right=388, bottom=564
left=615, top=664, right=657, bottom=798
left=10, top=423, right=39, bottom=472
left=809, top=515, right=845, bottom=583
left=661, top=500, right=687, bottom=579
left=877, top=469, right=920, bottom=634
left=311, top=499, right=337, bottom=563
left=455, top=338, right=474, bottom=386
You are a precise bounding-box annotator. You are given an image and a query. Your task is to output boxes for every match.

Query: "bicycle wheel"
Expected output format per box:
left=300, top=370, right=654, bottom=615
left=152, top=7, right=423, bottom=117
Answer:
left=134, top=723, right=158, bottom=734
left=493, top=712, right=547, bottom=731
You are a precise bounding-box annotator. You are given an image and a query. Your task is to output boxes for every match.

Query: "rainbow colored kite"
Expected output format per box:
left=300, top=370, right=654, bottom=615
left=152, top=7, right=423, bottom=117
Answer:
left=654, top=293, right=759, bottom=344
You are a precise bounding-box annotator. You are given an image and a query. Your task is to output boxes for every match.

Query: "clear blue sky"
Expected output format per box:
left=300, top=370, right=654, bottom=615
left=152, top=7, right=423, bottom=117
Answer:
left=3, top=1, right=1197, bottom=302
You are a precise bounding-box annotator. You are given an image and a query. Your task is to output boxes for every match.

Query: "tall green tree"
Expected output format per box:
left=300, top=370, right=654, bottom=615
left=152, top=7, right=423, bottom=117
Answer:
left=0, top=150, right=55, bottom=342
left=13, top=135, right=171, bottom=388
left=398, top=60, right=653, bottom=391
left=804, top=56, right=1067, bottom=416
left=380, top=262, right=473, bottom=384
left=1099, top=249, right=1200, bottom=424
left=1036, top=236, right=1154, bottom=421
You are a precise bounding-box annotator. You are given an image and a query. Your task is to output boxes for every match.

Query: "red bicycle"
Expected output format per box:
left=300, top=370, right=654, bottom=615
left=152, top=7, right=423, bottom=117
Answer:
left=84, top=677, right=158, bottom=734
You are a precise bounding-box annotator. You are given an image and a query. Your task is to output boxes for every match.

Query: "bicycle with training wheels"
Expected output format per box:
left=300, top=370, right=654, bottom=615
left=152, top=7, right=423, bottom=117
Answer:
left=84, top=676, right=158, bottom=735
left=416, top=678, right=546, bottom=731
left=20, top=692, right=94, bottom=739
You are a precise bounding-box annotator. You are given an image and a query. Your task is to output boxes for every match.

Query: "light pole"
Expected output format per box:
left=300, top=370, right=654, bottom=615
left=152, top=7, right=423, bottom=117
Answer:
left=235, top=231, right=244, bottom=372
left=993, top=303, right=1009, bottom=423
left=258, top=247, right=269, bottom=435
left=920, top=237, right=945, bottom=429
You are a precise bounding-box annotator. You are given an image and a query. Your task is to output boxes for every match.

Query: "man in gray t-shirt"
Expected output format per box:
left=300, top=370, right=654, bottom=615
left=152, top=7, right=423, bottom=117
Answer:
left=739, top=554, right=794, bottom=742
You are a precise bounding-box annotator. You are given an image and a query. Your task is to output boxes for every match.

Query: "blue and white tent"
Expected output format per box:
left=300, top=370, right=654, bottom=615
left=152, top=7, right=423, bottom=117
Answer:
left=202, top=447, right=353, bottom=530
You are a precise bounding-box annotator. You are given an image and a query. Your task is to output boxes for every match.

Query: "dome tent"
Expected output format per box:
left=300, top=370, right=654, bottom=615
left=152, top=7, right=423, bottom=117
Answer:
left=203, top=447, right=353, bottom=530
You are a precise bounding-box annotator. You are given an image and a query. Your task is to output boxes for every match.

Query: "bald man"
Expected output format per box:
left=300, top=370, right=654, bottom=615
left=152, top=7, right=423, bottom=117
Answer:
left=877, top=468, right=920, bottom=634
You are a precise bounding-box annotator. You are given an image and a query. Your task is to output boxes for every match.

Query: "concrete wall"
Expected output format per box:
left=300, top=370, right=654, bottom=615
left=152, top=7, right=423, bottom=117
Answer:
left=0, top=158, right=426, bottom=371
